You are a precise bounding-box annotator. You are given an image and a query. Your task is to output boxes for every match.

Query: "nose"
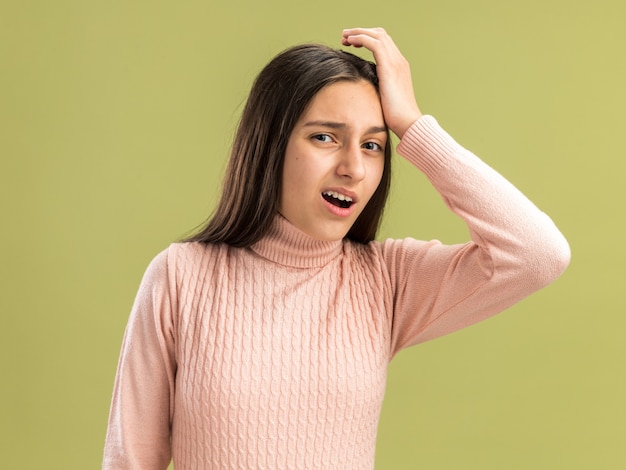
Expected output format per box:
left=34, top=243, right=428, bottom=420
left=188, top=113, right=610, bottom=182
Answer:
left=336, top=143, right=365, bottom=181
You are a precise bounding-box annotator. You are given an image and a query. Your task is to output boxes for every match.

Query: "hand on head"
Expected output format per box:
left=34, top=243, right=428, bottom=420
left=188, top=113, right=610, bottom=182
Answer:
left=341, top=27, right=422, bottom=139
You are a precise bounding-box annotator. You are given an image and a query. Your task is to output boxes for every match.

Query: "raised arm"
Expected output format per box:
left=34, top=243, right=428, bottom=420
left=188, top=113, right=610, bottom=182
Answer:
left=344, top=27, right=570, bottom=352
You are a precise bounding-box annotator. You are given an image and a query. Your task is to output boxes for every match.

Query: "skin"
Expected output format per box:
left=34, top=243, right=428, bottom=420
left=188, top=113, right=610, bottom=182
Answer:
left=279, top=27, right=424, bottom=242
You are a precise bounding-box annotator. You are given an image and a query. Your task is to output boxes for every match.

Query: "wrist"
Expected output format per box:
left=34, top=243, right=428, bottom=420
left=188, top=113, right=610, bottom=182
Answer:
left=391, top=110, right=423, bottom=139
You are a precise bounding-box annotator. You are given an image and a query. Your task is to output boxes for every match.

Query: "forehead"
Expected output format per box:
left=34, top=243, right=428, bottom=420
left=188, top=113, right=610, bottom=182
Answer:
left=298, top=80, right=385, bottom=127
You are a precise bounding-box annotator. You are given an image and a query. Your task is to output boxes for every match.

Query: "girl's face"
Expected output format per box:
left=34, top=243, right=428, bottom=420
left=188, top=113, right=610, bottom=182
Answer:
left=279, top=80, right=386, bottom=241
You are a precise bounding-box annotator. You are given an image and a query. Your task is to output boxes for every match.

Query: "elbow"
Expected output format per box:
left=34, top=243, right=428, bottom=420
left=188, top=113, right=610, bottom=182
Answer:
left=543, top=238, right=571, bottom=284
left=555, top=235, right=572, bottom=275
left=527, top=232, right=571, bottom=288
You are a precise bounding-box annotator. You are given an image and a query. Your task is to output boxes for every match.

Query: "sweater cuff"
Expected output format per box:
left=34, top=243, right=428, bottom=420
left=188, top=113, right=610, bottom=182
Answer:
left=396, top=115, right=464, bottom=179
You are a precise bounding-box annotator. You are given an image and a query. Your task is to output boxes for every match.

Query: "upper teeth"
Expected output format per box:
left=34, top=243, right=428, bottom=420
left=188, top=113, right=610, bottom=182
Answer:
left=324, top=191, right=352, bottom=202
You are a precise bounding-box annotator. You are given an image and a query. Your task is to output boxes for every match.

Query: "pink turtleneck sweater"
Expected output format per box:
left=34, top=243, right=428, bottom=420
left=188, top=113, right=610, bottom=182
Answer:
left=103, top=116, right=570, bottom=469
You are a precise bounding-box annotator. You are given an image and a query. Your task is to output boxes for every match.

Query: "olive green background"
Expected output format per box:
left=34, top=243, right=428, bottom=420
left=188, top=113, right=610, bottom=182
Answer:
left=1, top=0, right=624, bottom=468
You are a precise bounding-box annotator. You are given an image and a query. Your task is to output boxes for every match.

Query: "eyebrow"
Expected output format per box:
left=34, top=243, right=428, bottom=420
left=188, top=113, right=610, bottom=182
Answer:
left=302, top=120, right=387, bottom=135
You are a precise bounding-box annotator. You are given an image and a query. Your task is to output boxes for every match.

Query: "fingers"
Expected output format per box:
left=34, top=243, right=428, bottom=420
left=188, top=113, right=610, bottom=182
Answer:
left=341, top=27, right=408, bottom=72
left=341, top=27, right=389, bottom=55
left=340, top=27, right=422, bottom=138
left=341, top=27, right=387, bottom=46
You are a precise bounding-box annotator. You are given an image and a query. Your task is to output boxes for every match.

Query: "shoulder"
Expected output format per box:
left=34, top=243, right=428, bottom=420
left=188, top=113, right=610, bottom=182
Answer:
left=356, top=236, right=435, bottom=258
left=161, top=241, right=227, bottom=279
left=143, top=242, right=206, bottom=274
left=133, top=242, right=222, bottom=289
left=344, top=236, right=436, bottom=269
left=352, top=236, right=471, bottom=284
left=165, top=240, right=211, bottom=263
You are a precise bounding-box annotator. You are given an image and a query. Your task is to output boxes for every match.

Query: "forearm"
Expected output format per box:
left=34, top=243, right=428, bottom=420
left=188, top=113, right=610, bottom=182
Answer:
left=397, top=115, right=570, bottom=285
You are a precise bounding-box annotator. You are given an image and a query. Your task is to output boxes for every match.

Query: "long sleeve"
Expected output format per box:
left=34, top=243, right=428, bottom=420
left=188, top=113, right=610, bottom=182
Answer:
left=384, top=116, right=570, bottom=354
left=103, top=249, right=178, bottom=469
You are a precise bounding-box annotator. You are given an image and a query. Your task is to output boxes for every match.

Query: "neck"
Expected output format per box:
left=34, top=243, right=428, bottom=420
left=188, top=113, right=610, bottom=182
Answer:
left=250, top=214, right=343, bottom=268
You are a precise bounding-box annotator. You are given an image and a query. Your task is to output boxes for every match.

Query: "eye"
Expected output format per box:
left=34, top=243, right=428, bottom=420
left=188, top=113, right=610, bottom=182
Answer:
left=362, top=141, right=384, bottom=151
left=312, top=134, right=333, bottom=143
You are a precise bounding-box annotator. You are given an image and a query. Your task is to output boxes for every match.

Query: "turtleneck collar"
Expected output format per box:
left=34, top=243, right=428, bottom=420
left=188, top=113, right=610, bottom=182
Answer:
left=250, top=214, right=344, bottom=268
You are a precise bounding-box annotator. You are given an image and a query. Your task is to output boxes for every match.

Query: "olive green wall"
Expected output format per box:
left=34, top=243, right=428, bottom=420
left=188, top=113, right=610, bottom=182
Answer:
left=1, top=1, right=624, bottom=468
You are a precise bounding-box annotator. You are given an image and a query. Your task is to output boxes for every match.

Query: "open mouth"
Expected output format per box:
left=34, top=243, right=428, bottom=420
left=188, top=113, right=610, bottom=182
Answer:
left=322, top=191, right=354, bottom=209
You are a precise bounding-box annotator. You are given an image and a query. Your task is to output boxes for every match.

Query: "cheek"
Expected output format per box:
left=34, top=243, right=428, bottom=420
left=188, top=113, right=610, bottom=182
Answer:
left=281, top=155, right=314, bottom=202
left=284, top=158, right=306, bottom=186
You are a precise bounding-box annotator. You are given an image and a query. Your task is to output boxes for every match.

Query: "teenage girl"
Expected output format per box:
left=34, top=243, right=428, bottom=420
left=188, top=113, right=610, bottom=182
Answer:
left=103, top=27, right=570, bottom=470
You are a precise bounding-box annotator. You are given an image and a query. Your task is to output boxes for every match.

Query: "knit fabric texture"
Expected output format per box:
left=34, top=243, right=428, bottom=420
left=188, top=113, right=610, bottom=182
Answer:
left=103, top=116, right=570, bottom=469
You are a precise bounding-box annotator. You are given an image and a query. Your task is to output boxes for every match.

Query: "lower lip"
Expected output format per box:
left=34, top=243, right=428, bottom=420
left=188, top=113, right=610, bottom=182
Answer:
left=322, top=197, right=356, bottom=217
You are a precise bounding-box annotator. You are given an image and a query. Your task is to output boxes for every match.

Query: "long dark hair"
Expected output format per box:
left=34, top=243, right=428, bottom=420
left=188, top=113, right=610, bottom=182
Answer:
left=185, top=44, right=392, bottom=247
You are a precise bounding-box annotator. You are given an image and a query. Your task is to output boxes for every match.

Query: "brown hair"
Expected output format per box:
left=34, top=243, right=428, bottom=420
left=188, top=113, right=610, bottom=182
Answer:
left=185, top=44, right=392, bottom=246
